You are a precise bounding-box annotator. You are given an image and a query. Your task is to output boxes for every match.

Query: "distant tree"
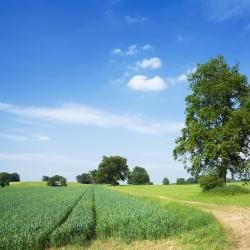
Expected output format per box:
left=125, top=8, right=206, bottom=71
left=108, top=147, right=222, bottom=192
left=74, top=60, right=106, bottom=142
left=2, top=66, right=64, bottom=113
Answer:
left=97, top=156, right=130, bottom=185
left=42, top=176, right=50, bottom=181
left=186, top=177, right=197, bottom=184
left=128, top=166, right=150, bottom=185
left=0, top=172, right=10, bottom=187
left=47, top=175, right=67, bottom=186
left=162, top=177, right=170, bottom=185
left=76, top=173, right=92, bottom=184
left=9, top=173, right=20, bottom=182
left=176, top=178, right=186, bottom=185
left=173, top=56, right=250, bottom=186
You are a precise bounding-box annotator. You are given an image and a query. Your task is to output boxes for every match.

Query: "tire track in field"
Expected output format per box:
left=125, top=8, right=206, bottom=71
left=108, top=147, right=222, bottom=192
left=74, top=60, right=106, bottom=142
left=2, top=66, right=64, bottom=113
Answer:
left=44, top=187, right=89, bottom=248
left=115, top=189, right=250, bottom=250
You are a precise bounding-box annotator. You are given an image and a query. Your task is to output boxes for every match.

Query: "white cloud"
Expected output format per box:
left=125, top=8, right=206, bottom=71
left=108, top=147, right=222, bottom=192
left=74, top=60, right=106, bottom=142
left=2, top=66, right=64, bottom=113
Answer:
left=142, top=44, right=154, bottom=50
left=125, top=15, right=148, bottom=23
left=167, top=67, right=196, bottom=85
left=126, top=44, right=137, bottom=55
left=0, top=101, right=182, bottom=135
left=111, top=48, right=123, bottom=55
left=110, top=44, right=137, bottom=56
left=127, top=75, right=166, bottom=92
left=137, top=57, right=162, bottom=69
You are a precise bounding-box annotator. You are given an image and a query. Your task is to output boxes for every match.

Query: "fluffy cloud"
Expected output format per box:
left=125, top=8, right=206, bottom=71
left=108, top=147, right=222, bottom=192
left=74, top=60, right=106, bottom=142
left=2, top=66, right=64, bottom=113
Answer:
left=111, top=48, right=123, bottom=55
left=0, top=102, right=182, bottom=135
left=137, top=57, right=162, bottom=69
left=111, top=44, right=154, bottom=56
left=127, top=75, right=166, bottom=92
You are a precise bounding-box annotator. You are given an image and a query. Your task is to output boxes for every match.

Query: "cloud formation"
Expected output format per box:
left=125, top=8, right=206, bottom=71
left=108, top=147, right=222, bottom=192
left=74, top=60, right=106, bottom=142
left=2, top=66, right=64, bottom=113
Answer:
left=137, top=57, right=162, bottom=69
left=127, top=75, right=166, bottom=92
left=0, top=102, right=183, bottom=135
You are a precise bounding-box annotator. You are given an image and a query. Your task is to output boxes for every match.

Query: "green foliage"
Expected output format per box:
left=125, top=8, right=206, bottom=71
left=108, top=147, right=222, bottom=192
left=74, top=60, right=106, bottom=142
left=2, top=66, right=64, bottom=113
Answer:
left=76, top=173, right=93, bottom=184
left=0, top=172, right=10, bottom=187
left=199, top=173, right=224, bottom=191
left=0, top=187, right=85, bottom=249
left=50, top=188, right=95, bottom=246
left=162, top=177, right=170, bottom=185
left=186, top=177, right=197, bottom=184
left=42, top=175, right=50, bottom=181
left=176, top=178, right=186, bottom=185
left=97, top=155, right=130, bottom=185
left=9, top=172, right=20, bottom=182
left=173, top=56, right=250, bottom=183
left=128, top=166, right=150, bottom=185
left=95, top=188, right=217, bottom=242
left=47, top=175, right=67, bottom=186
left=206, top=185, right=250, bottom=195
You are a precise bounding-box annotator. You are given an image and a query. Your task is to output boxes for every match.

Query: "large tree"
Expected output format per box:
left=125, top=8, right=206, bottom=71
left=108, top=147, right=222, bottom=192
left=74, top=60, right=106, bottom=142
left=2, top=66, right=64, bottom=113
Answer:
left=128, top=166, right=150, bottom=185
left=173, top=56, right=250, bottom=184
left=97, top=156, right=130, bottom=185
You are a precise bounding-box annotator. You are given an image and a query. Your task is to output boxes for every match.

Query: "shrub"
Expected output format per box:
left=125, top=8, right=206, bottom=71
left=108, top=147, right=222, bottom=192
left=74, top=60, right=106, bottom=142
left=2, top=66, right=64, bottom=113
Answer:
left=0, top=172, right=10, bottom=187
left=176, top=178, right=186, bottom=185
left=186, top=177, right=196, bottom=184
left=42, top=176, right=49, bottom=181
left=76, top=173, right=93, bottom=184
left=47, top=175, right=67, bottom=186
left=207, top=185, right=250, bottom=195
left=199, top=174, right=224, bottom=191
left=162, top=177, right=170, bottom=185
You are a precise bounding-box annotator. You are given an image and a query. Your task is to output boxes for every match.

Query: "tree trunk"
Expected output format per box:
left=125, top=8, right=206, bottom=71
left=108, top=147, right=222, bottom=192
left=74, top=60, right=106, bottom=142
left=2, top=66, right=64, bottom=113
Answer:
left=219, top=167, right=227, bottom=185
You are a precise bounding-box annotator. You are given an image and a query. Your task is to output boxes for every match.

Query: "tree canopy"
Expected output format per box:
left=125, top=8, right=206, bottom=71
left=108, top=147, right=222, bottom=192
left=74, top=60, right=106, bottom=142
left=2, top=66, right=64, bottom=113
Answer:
left=97, top=156, right=130, bottom=185
left=76, top=173, right=93, bottom=184
left=173, top=56, right=250, bottom=184
left=47, top=175, right=67, bottom=186
left=0, top=172, right=20, bottom=187
left=128, top=166, right=150, bottom=185
left=162, top=177, right=170, bottom=185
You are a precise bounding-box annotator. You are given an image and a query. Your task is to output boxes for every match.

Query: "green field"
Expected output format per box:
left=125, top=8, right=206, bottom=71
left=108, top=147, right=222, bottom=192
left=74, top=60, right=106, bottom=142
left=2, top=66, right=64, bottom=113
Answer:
left=0, top=182, right=227, bottom=250
left=110, top=183, right=250, bottom=207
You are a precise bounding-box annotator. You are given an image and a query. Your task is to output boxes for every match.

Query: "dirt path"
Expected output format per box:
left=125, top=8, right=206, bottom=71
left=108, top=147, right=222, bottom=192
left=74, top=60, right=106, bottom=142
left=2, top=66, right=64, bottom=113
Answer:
left=117, top=190, right=250, bottom=250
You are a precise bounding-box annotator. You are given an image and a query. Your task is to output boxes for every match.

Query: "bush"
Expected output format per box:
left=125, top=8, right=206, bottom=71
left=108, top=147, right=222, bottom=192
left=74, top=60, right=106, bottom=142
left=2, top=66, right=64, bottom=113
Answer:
left=199, top=174, right=224, bottom=191
left=47, top=175, right=67, bottom=186
left=76, top=173, right=93, bottom=184
left=162, top=177, right=170, bottom=185
left=186, top=177, right=196, bottom=184
left=207, top=185, right=250, bottom=195
left=0, top=172, right=10, bottom=187
left=176, top=178, right=186, bottom=185
left=42, top=176, right=50, bottom=181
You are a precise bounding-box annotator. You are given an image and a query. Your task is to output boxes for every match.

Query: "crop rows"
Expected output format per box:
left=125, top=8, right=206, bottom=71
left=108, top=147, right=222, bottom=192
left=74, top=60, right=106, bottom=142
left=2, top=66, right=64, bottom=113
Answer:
left=94, top=188, right=213, bottom=242
left=0, top=187, right=86, bottom=250
left=49, top=187, right=95, bottom=247
left=0, top=186, right=216, bottom=249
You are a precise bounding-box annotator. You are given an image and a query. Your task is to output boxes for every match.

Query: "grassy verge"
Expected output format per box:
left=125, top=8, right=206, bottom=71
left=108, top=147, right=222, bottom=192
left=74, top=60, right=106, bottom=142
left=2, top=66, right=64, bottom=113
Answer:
left=111, top=183, right=250, bottom=207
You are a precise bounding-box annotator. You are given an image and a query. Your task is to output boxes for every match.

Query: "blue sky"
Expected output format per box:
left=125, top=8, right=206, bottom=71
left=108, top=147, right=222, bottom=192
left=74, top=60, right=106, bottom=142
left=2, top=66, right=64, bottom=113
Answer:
left=0, top=0, right=250, bottom=183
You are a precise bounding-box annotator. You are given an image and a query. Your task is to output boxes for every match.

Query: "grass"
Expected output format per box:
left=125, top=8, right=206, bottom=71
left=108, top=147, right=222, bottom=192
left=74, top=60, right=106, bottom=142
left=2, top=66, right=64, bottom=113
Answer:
left=0, top=186, right=86, bottom=249
left=49, top=187, right=95, bottom=247
left=94, top=188, right=226, bottom=249
left=1, top=182, right=227, bottom=249
left=111, top=182, right=250, bottom=207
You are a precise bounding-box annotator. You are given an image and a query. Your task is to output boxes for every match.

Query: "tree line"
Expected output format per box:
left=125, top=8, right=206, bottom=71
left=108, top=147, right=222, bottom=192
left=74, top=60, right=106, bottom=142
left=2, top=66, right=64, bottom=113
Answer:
left=0, top=172, right=20, bottom=187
